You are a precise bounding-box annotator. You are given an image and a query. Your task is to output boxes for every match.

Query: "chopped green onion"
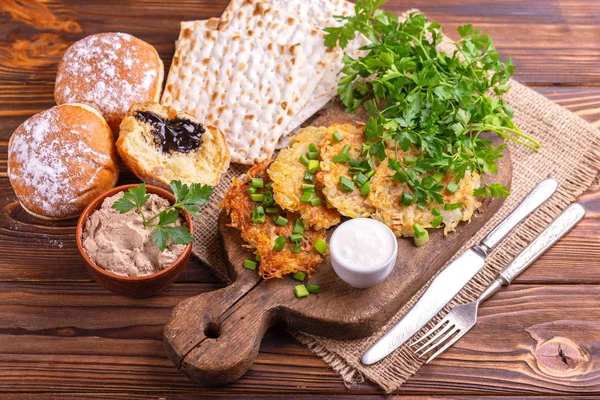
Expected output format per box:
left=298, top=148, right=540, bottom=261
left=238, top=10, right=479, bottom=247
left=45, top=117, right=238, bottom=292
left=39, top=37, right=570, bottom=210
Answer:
left=293, top=219, right=305, bottom=234
left=308, top=143, right=318, bottom=153
left=417, top=202, right=426, bottom=210
left=265, top=182, right=273, bottom=190
left=247, top=186, right=258, bottom=194
left=307, top=151, right=320, bottom=160
left=314, top=238, right=329, bottom=255
left=432, top=171, right=445, bottom=182
left=348, top=158, right=361, bottom=167
left=360, top=181, right=371, bottom=196
left=354, top=173, right=368, bottom=186
left=250, top=193, right=264, bottom=202
left=293, top=271, right=306, bottom=281
left=307, top=284, right=320, bottom=294
left=300, top=155, right=309, bottom=166
left=273, top=236, right=286, bottom=252
left=293, top=243, right=302, bottom=253
left=274, top=216, right=288, bottom=226
left=294, top=284, right=309, bottom=298
left=333, top=153, right=350, bottom=163
left=431, top=215, right=444, bottom=228
left=340, top=144, right=351, bottom=155
left=290, top=233, right=303, bottom=243
left=304, top=172, right=315, bottom=183
left=243, top=260, right=257, bottom=270
left=255, top=253, right=261, bottom=262
left=445, top=202, right=463, bottom=211
left=400, top=191, right=414, bottom=206
left=404, top=156, right=417, bottom=165
left=432, top=208, right=441, bottom=216
left=365, top=169, right=376, bottom=179
left=414, top=230, right=430, bottom=247
left=340, top=176, right=355, bottom=192
left=251, top=206, right=265, bottom=223
left=300, top=191, right=313, bottom=202
left=307, top=160, right=320, bottom=173
left=265, top=207, right=279, bottom=214
left=251, top=178, right=264, bottom=188
left=332, top=132, right=343, bottom=142
left=446, top=181, right=459, bottom=194
left=301, top=183, right=315, bottom=192
left=263, top=192, right=274, bottom=207
left=310, top=197, right=322, bottom=206
left=413, top=223, right=427, bottom=239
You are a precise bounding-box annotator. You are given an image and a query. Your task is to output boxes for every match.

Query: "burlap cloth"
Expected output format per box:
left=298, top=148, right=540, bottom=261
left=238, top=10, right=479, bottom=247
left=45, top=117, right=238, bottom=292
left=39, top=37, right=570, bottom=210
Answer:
left=191, top=12, right=600, bottom=392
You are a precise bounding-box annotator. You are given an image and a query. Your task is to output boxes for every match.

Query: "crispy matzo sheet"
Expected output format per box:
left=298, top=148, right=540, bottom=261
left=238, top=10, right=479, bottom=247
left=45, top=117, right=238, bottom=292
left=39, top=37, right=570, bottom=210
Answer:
left=161, top=23, right=319, bottom=165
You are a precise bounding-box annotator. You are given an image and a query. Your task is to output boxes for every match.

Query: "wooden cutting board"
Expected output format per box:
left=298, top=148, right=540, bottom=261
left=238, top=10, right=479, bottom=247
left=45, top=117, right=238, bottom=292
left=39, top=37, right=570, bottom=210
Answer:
left=163, top=103, right=513, bottom=386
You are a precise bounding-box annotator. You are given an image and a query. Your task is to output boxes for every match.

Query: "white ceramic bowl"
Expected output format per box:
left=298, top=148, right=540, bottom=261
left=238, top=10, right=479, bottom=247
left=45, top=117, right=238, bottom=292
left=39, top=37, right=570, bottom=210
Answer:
left=329, top=218, right=398, bottom=288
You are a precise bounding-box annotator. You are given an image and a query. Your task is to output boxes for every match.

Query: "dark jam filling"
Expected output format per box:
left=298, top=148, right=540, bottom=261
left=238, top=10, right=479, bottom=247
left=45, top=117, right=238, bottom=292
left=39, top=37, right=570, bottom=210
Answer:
left=134, top=111, right=205, bottom=154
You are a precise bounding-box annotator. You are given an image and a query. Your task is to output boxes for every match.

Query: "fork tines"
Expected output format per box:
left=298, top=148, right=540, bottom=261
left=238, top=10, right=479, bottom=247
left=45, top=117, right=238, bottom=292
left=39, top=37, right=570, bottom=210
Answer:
left=410, top=316, right=467, bottom=363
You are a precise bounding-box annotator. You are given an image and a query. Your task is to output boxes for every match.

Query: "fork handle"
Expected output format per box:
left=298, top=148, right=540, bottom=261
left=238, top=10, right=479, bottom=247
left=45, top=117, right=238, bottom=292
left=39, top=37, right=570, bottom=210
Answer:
left=499, top=203, right=586, bottom=284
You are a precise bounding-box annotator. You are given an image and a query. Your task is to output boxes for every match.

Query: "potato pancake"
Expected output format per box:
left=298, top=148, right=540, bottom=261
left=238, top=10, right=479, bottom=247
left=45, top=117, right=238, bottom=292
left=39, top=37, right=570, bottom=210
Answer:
left=367, top=158, right=482, bottom=237
left=317, top=123, right=375, bottom=218
left=220, top=161, right=326, bottom=279
left=268, top=126, right=341, bottom=230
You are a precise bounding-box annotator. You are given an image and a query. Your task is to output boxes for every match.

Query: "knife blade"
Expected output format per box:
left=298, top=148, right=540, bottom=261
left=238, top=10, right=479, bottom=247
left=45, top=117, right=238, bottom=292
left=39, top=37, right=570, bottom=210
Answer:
left=361, top=177, right=558, bottom=365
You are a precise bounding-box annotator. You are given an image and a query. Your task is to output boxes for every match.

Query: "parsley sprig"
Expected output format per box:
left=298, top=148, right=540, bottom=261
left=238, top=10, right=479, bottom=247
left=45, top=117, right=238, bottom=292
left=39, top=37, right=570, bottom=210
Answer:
left=325, top=1, right=540, bottom=207
left=112, top=180, right=213, bottom=251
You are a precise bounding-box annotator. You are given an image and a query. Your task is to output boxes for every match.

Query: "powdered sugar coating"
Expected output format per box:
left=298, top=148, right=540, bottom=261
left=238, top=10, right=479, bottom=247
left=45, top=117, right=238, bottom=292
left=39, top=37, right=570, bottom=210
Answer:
left=8, top=105, right=119, bottom=219
left=55, top=33, right=163, bottom=131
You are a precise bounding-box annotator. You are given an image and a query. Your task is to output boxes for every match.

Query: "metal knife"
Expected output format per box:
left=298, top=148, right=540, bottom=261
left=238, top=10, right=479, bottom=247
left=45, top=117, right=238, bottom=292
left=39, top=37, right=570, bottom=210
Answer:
left=361, top=177, right=558, bottom=365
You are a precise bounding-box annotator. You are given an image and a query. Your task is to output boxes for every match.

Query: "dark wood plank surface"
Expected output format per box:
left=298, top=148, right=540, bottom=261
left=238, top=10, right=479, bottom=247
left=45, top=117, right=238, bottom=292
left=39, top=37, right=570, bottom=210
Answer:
left=0, top=0, right=599, bottom=397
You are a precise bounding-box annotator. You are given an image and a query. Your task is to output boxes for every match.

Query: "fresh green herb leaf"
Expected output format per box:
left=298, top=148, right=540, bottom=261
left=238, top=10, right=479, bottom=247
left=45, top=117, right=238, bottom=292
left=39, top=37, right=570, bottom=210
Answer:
left=151, top=228, right=169, bottom=252
left=163, top=226, right=194, bottom=245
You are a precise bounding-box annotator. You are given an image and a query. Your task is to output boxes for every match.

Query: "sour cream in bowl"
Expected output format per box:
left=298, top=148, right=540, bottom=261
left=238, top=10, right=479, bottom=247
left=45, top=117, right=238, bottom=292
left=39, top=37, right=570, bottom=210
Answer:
left=330, top=218, right=398, bottom=288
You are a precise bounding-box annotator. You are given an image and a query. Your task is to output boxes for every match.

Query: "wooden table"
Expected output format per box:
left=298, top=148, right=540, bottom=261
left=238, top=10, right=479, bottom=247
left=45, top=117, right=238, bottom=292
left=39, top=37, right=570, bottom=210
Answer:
left=1, top=0, right=599, bottom=398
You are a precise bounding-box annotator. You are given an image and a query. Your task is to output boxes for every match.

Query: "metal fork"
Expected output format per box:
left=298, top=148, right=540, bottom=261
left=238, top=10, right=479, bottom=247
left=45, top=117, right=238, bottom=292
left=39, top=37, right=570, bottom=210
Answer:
left=410, top=203, right=586, bottom=363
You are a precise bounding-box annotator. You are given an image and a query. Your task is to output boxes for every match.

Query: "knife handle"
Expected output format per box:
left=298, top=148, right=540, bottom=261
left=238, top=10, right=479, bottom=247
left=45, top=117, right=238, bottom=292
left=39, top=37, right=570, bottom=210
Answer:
left=481, top=178, right=558, bottom=251
left=498, top=203, right=585, bottom=284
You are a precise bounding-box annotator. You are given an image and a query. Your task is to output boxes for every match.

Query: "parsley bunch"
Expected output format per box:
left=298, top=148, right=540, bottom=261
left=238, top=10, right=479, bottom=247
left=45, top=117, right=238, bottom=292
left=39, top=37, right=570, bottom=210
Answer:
left=324, top=1, right=540, bottom=207
left=112, top=180, right=213, bottom=251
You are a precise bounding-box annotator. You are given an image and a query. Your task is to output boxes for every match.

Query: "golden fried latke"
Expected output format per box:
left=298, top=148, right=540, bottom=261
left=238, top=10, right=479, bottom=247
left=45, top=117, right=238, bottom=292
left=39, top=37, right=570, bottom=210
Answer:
left=220, top=161, right=326, bottom=279
left=317, top=123, right=375, bottom=218
left=367, top=158, right=482, bottom=237
left=268, top=126, right=341, bottom=230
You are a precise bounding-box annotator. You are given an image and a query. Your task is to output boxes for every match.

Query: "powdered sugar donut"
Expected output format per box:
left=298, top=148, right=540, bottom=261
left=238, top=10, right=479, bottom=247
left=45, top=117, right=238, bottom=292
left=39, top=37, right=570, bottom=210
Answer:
left=54, top=32, right=164, bottom=133
left=8, top=104, right=120, bottom=220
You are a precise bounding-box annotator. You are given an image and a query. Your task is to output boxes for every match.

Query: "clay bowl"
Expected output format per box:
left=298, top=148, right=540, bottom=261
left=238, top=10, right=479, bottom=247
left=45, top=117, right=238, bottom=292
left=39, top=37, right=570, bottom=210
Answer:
left=76, top=184, right=193, bottom=298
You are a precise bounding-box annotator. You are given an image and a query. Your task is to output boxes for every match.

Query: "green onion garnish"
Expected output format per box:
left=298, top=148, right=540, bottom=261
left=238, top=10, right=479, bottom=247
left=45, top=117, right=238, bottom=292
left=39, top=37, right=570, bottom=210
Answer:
left=265, top=182, right=273, bottom=190
left=301, top=183, right=315, bottom=192
left=432, top=171, right=445, bottom=182
left=333, top=153, right=350, bottom=163
left=255, top=253, right=261, bottom=262
left=310, top=197, right=322, bottom=206
left=413, top=223, right=427, bottom=239
left=431, top=215, right=444, bottom=228
left=294, top=284, right=309, bottom=298
left=304, top=172, right=315, bottom=183
left=265, top=207, right=279, bottom=214
left=365, top=169, right=376, bottom=179
left=340, top=144, right=351, bottom=155
left=293, top=219, right=304, bottom=234
left=243, top=260, right=257, bottom=270
left=414, top=230, right=430, bottom=247
left=354, top=173, right=368, bottom=186
left=293, top=271, right=306, bottom=281
left=274, top=216, right=288, bottom=226
left=332, top=132, right=343, bottom=142
left=340, top=176, right=355, bottom=192
left=314, top=239, right=329, bottom=255
left=308, top=143, right=318, bottom=153
left=293, top=243, right=301, bottom=253
left=250, top=193, right=264, bottom=202
left=432, top=208, right=441, bottom=216
left=290, top=233, right=303, bottom=243
left=307, top=284, right=320, bottom=294
left=404, top=156, right=417, bottom=165
left=307, top=160, right=320, bottom=173
left=300, top=191, right=313, bottom=202
left=247, top=186, right=258, bottom=194
left=445, top=202, right=463, bottom=211
left=263, top=193, right=274, bottom=207
left=400, top=191, right=414, bottom=206
left=446, top=181, right=459, bottom=194
left=360, top=181, right=371, bottom=196
left=273, top=236, right=286, bottom=252
left=251, top=178, right=264, bottom=188
left=348, top=158, right=361, bottom=167
left=251, top=206, right=265, bottom=223
left=300, top=155, right=309, bottom=166
left=307, top=151, right=319, bottom=160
